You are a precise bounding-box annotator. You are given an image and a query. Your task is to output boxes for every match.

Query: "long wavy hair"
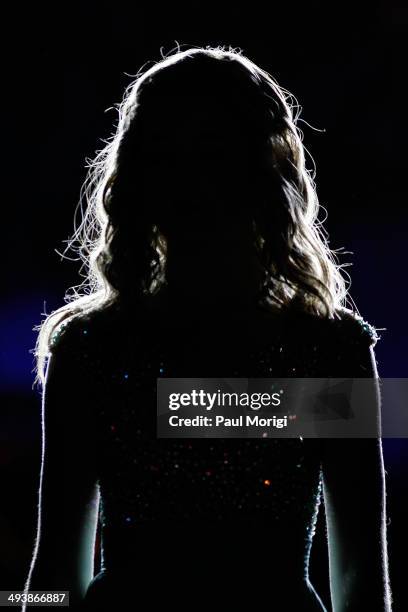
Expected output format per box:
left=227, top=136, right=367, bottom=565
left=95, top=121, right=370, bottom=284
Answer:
left=33, top=44, right=352, bottom=389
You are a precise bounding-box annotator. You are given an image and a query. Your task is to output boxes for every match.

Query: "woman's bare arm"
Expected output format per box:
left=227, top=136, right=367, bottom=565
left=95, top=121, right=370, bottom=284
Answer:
left=321, top=345, right=392, bottom=611
left=23, top=335, right=100, bottom=609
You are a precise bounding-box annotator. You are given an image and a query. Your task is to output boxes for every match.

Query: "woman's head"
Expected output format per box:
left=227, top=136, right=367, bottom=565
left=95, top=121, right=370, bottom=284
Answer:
left=34, top=44, right=349, bottom=386
left=136, top=73, right=259, bottom=241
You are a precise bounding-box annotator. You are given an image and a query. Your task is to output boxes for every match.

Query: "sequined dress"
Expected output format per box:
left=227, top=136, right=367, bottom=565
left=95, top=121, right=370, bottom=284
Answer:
left=48, top=302, right=379, bottom=611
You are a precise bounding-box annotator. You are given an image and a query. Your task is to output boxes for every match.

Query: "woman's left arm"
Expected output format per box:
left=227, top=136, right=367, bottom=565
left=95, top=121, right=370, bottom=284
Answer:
left=23, top=336, right=100, bottom=609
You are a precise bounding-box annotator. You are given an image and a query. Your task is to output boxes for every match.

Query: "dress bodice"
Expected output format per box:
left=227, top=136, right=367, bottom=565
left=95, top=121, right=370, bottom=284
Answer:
left=48, top=302, right=379, bottom=610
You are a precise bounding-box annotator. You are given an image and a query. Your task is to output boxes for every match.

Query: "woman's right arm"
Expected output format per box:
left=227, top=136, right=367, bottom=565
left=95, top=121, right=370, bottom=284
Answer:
left=321, top=343, right=392, bottom=611
left=322, top=435, right=391, bottom=610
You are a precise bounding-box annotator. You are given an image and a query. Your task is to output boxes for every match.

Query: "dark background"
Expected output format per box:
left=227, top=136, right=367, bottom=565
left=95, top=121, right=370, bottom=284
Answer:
left=1, top=2, right=406, bottom=610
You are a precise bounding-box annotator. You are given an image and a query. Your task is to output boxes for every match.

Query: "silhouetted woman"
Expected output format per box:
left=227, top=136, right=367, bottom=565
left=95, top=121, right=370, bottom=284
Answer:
left=24, top=46, right=392, bottom=611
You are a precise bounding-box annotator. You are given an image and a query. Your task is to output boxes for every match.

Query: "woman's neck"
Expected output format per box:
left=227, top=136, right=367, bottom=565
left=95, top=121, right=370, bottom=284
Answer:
left=162, top=247, right=264, bottom=320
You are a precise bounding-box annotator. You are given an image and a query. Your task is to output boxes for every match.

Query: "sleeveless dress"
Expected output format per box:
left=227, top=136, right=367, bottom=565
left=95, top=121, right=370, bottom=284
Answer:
left=48, top=302, right=379, bottom=611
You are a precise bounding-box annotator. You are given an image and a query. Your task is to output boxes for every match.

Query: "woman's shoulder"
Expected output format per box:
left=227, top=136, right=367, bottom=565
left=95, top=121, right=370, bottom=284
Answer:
left=49, top=314, right=89, bottom=353
left=329, top=306, right=381, bottom=348
left=46, top=306, right=127, bottom=388
left=48, top=304, right=121, bottom=355
left=48, top=301, right=148, bottom=360
left=287, top=305, right=380, bottom=346
left=282, top=306, right=382, bottom=377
